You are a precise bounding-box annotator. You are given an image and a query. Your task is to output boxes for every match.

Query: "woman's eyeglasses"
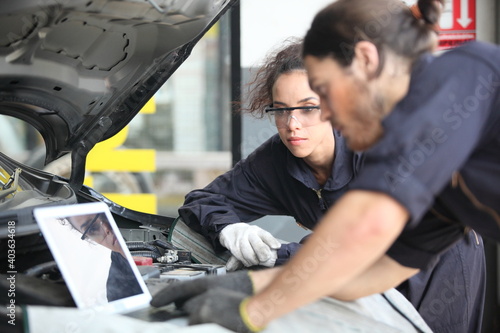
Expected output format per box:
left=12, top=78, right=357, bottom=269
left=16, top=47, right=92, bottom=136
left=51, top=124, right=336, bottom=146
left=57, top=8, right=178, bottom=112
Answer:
left=80, top=214, right=108, bottom=243
left=265, top=105, right=321, bottom=129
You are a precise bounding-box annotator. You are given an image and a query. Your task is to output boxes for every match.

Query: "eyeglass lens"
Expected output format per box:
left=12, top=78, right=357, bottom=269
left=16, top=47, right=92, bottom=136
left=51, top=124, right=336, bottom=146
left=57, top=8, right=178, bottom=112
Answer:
left=268, top=107, right=320, bottom=128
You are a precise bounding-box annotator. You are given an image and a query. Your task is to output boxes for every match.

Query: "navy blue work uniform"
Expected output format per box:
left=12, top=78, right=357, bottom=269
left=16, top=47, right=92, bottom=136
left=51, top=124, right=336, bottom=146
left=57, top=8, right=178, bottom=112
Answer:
left=179, top=132, right=485, bottom=333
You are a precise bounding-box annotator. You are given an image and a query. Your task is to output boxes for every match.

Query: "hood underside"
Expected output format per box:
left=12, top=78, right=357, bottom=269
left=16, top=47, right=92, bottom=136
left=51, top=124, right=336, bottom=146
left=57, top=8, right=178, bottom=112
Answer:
left=0, top=0, right=235, bottom=167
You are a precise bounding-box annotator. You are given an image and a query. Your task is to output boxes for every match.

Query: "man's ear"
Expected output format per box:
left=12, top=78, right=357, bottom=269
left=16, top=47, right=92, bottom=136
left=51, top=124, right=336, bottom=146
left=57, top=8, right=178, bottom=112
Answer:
left=353, top=41, right=379, bottom=79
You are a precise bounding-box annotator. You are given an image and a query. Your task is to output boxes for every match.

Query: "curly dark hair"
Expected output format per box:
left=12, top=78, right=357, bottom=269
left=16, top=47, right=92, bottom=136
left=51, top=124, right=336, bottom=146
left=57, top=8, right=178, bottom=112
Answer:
left=243, top=38, right=305, bottom=118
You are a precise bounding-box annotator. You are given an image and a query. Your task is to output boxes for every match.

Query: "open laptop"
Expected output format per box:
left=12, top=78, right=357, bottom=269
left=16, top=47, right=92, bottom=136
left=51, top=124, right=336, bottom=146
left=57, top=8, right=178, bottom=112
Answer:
left=33, top=201, right=183, bottom=321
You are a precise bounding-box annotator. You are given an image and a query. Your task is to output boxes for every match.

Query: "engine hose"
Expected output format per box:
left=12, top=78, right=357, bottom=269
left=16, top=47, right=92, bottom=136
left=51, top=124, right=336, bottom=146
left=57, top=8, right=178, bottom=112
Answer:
left=129, top=250, right=160, bottom=259
left=23, top=261, right=59, bottom=277
left=126, top=241, right=162, bottom=257
left=148, top=239, right=178, bottom=250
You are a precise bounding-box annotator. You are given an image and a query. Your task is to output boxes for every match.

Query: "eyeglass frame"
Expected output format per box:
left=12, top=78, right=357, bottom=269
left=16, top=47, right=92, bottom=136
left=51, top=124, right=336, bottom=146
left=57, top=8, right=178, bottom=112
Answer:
left=80, top=214, right=103, bottom=241
left=264, top=105, right=321, bottom=128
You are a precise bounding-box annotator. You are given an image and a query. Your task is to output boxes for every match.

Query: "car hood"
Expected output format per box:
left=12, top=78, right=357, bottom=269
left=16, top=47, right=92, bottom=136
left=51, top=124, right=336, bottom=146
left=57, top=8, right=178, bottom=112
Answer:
left=0, top=0, right=235, bottom=173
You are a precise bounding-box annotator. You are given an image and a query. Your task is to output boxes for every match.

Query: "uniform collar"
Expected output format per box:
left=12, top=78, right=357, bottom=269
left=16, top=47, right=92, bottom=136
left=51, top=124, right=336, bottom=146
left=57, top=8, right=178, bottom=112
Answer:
left=286, top=130, right=357, bottom=191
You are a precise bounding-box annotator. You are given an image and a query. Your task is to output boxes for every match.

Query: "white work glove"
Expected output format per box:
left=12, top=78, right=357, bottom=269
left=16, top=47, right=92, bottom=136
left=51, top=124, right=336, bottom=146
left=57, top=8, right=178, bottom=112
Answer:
left=219, top=223, right=281, bottom=271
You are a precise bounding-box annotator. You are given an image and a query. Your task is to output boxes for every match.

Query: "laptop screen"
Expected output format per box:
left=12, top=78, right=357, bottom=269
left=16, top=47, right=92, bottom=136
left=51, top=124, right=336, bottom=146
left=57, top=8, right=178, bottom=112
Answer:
left=34, top=201, right=152, bottom=314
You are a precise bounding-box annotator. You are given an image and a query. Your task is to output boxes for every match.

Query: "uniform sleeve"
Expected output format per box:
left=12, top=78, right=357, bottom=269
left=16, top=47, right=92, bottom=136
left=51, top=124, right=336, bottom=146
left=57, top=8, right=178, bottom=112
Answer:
left=275, top=242, right=301, bottom=266
left=350, top=51, right=498, bottom=228
left=178, top=139, right=288, bottom=250
left=386, top=210, right=465, bottom=269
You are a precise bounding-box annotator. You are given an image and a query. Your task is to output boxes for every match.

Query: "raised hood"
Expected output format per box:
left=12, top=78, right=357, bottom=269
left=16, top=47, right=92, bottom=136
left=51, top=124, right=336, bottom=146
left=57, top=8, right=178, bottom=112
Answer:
left=0, top=0, right=236, bottom=186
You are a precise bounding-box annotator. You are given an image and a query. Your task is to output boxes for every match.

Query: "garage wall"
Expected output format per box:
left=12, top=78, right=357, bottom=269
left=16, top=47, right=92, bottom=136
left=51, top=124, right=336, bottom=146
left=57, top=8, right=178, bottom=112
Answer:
left=240, top=0, right=332, bottom=69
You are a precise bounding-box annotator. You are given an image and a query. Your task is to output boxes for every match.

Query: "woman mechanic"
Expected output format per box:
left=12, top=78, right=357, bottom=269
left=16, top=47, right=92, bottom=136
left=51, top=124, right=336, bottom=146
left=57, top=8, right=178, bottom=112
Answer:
left=174, top=39, right=485, bottom=333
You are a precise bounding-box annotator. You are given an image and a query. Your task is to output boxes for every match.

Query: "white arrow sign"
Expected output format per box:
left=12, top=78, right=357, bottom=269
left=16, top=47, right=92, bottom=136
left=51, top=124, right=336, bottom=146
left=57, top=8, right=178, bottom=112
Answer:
left=457, top=0, right=473, bottom=28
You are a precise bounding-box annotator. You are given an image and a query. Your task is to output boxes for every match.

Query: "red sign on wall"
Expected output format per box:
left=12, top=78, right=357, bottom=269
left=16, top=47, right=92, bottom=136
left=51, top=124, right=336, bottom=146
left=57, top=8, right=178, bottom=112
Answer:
left=438, top=0, right=476, bottom=50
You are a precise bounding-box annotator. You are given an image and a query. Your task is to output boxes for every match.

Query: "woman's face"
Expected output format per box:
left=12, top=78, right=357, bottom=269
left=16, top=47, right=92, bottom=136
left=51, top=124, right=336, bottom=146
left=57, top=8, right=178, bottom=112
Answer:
left=69, top=214, right=123, bottom=254
left=304, top=55, right=386, bottom=151
left=271, top=71, right=334, bottom=161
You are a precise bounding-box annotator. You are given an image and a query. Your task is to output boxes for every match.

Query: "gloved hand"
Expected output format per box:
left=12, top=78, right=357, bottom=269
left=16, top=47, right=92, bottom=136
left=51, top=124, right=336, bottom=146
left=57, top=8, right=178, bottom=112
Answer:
left=150, top=270, right=254, bottom=308
left=219, top=223, right=281, bottom=271
left=183, top=287, right=264, bottom=333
